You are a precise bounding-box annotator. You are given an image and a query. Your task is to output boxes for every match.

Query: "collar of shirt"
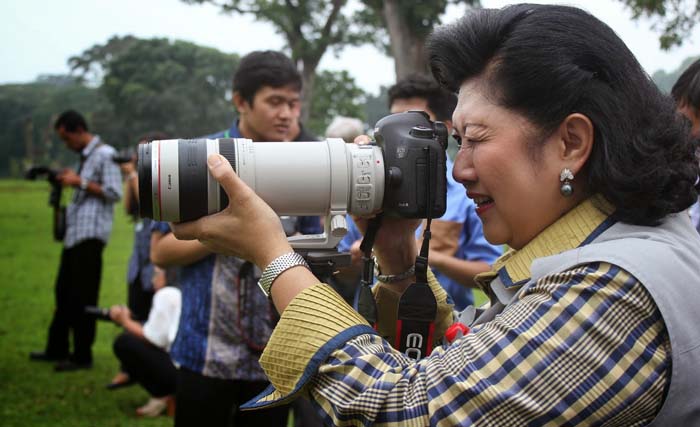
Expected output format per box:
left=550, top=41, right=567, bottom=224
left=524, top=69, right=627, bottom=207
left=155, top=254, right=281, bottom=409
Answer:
left=474, top=194, right=617, bottom=290
left=81, top=135, right=101, bottom=157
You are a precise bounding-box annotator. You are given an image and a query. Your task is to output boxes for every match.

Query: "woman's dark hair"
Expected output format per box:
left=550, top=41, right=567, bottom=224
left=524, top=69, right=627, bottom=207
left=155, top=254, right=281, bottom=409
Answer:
left=427, top=4, right=698, bottom=225
left=54, top=110, right=88, bottom=132
left=388, top=74, right=457, bottom=122
left=233, top=50, right=302, bottom=105
left=672, top=58, right=700, bottom=110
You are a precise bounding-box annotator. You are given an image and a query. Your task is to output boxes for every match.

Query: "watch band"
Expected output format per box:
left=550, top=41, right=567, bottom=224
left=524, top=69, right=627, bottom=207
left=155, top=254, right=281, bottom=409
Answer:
left=79, top=178, right=89, bottom=191
left=257, top=252, right=309, bottom=297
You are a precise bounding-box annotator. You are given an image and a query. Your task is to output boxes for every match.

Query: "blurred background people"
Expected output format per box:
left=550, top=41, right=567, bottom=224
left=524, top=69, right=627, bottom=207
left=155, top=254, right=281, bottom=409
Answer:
left=151, top=50, right=317, bottom=427
left=671, top=59, right=700, bottom=233
left=324, top=115, right=365, bottom=143
left=109, top=265, right=180, bottom=417
left=30, top=110, right=122, bottom=372
left=108, top=131, right=171, bottom=390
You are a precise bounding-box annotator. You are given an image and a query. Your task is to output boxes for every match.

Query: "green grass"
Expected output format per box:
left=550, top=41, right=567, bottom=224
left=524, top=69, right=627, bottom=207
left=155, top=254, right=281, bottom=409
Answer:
left=0, top=179, right=169, bottom=427
left=0, top=179, right=487, bottom=426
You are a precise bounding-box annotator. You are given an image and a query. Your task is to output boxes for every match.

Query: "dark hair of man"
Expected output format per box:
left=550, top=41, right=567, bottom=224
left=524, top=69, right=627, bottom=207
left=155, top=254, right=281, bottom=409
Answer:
left=54, top=110, right=88, bottom=132
left=672, top=59, right=700, bottom=110
left=233, top=50, right=302, bottom=105
left=387, top=74, right=457, bottom=122
left=427, top=4, right=698, bottom=226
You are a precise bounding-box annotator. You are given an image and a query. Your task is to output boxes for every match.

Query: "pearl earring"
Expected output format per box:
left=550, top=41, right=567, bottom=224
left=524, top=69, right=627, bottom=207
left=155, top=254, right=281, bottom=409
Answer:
left=560, top=168, right=574, bottom=197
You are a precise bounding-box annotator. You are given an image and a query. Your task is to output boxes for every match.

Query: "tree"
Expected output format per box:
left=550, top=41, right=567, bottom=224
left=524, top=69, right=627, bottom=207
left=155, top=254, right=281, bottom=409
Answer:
left=0, top=77, right=115, bottom=177
left=69, top=35, right=140, bottom=85
left=652, top=55, right=700, bottom=92
left=618, top=0, right=700, bottom=49
left=181, top=0, right=373, bottom=123
left=96, top=38, right=239, bottom=142
left=359, top=0, right=480, bottom=79
left=307, top=70, right=367, bottom=135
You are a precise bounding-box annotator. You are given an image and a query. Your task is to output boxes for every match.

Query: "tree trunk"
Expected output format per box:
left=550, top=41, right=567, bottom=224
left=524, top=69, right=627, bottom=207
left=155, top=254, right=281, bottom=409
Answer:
left=383, top=0, right=430, bottom=80
left=300, top=57, right=320, bottom=125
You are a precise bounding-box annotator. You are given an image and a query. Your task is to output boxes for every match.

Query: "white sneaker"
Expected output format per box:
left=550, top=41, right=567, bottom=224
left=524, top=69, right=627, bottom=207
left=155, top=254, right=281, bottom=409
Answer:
left=136, top=397, right=169, bottom=417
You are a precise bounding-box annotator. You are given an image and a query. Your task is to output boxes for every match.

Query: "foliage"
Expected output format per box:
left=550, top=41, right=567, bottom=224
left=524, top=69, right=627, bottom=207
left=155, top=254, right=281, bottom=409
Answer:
left=69, top=35, right=140, bottom=85
left=618, top=0, right=700, bottom=49
left=181, top=0, right=375, bottom=122
left=307, top=70, right=367, bottom=135
left=98, top=37, right=239, bottom=141
left=357, top=0, right=480, bottom=78
left=363, top=84, right=389, bottom=129
left=0, top=79, right=117, bottom=177
left=652, top=55, right=700, bottom=93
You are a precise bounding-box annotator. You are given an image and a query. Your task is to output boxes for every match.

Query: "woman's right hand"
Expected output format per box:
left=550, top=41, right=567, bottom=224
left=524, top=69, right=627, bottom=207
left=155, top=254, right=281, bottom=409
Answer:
left=351, top=135, right=422, bottom=274
left=170, top=154, right=291, bottom=270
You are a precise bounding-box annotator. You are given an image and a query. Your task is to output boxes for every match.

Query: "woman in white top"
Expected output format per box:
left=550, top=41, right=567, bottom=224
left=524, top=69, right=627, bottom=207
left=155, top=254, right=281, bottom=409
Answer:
left=110, top=266, right=181, bottom=417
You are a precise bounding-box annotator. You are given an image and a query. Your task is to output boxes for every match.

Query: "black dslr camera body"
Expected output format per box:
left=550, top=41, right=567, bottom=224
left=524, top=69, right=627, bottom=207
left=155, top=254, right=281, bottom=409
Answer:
left=25, top=166, right=66, bottom=241
left=375, top=110, right=448, bottom=219
left=25, top=166, right=62, bottom=208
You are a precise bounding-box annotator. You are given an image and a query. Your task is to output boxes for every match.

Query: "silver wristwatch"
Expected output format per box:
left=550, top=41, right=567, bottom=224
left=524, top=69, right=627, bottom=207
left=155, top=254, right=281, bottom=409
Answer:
left=79, top=178, right=89, bottom=191
left=257, top=252, right=309, bottom=297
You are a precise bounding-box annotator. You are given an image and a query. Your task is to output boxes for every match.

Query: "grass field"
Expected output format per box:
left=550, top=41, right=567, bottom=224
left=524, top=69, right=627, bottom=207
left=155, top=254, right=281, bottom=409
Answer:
left=0, top=179, right=488, bottom=426
left=0, top=179, right=170, bottom=427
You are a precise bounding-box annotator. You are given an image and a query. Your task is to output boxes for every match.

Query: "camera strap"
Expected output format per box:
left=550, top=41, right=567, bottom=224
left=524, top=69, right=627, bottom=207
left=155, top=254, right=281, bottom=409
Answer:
left=357, top=214, right=383, bottom=327
left=396, top=146, right=437, bottom=359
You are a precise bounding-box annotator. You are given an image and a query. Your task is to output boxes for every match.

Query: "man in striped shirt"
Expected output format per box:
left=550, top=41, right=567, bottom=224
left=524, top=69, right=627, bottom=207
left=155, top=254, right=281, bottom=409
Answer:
left=30, top=110, right=122, bottom=372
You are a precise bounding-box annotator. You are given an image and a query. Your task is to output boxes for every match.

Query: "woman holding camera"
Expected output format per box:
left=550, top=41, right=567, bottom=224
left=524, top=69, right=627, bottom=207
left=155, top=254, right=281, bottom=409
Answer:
left=172, top=4, right=700, bottom=426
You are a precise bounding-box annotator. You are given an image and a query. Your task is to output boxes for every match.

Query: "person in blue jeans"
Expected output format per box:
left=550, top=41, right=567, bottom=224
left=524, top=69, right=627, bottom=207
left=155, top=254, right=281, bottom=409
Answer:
left=338, top=75, right=501, bottom=310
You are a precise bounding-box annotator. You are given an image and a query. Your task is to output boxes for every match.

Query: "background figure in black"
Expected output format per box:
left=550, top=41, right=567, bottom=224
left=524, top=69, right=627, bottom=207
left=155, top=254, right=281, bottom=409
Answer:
left=30, top=110, right=122, bottom=371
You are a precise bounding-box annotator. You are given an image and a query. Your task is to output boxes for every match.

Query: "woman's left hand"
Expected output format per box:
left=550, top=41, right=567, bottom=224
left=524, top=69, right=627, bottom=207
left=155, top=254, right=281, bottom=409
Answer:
left=170, top=154, right=292, bottom=269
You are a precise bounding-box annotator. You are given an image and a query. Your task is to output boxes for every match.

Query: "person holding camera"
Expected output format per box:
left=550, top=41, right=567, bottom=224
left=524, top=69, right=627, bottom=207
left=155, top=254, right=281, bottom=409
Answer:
left=30, top=110, right=122, bottom=372
left=109, top=266, right=180, bottom=417
left=338, top=75, right=502, bottom=311
left=170, top=5, right=700, bottom=425
left=151, top=50, right=317, bottom=427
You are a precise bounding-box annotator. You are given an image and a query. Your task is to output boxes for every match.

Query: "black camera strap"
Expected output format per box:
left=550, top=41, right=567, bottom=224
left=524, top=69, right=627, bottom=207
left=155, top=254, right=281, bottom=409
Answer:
left=396, top=146, right=437, bottom=359
left=357, top=214, right=383, bottom=327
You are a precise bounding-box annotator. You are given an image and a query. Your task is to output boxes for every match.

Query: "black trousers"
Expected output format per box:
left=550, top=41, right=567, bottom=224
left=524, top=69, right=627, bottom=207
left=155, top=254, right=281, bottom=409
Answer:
left=45, top=239, right=105, bottom=364
left=175, top=367, right=289, bottom=427
left=127, top=277, right=154, bottom=322
left=113, top=332, right=176, bottom=397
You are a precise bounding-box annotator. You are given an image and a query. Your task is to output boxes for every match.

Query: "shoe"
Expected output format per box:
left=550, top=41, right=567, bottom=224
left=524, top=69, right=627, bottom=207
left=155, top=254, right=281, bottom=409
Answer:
left=54, top=360, right=92, bottom=372
left=29, top=351, right=67, bottom=362
left=106, top=372, right=134, bottom=390
left=136, top=396, right=172, bottom=417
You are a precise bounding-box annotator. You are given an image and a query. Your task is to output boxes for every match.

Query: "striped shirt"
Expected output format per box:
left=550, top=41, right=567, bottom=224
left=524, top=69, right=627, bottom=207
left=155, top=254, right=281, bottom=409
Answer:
left=244, top=198, right=671, bottom=426
left=64, top=136, right=122, bottom=248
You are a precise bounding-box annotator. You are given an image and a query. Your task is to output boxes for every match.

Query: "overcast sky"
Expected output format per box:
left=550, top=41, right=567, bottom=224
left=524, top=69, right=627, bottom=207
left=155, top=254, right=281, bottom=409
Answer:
left=1, top=0, right=698, bottom=94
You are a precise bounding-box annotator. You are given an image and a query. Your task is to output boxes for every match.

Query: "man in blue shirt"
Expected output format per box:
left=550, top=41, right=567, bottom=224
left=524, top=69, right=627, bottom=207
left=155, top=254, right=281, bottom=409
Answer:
left=30, top=110, right=122, bottom=371
left=151, top=51, right=320, bottom=427
left=338, top=75, right=501, bottom=310
left=671, top=59, right=700, bottom=233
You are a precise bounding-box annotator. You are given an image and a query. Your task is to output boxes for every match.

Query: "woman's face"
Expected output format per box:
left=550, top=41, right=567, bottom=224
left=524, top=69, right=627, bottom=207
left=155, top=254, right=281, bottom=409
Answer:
left=452, top=78, right=571, bottom=250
